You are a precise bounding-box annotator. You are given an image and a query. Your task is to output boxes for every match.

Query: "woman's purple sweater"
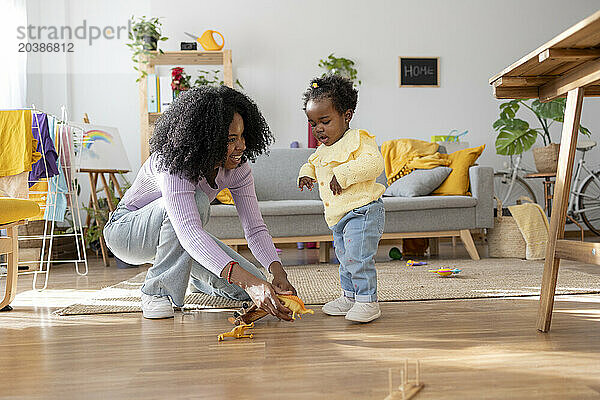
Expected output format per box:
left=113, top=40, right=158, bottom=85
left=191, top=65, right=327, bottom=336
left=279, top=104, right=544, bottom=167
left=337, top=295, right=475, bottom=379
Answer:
left=121, top=153, right=281, bottom=276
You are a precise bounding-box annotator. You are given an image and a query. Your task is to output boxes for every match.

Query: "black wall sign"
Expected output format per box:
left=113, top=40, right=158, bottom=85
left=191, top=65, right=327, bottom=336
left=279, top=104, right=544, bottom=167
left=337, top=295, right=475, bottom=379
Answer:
left=399, top=57, right=439, bottom=87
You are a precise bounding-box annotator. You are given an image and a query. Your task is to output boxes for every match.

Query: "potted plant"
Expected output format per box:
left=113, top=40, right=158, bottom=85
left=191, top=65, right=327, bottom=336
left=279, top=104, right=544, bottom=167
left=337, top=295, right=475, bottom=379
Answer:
left=193, top=69, right=244, bottom=89
left=171, top=67, right=192, bottom=98
left=318, top=53, right=361, bottom=85
left=127, top=16, right=168, bottom=81
left=493, top=98, right=591, bottom=172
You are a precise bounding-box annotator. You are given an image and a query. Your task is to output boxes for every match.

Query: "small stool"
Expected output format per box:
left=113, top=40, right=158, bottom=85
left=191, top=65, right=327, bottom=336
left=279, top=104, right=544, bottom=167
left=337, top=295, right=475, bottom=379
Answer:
left=0, top=198, right=41, bottom=311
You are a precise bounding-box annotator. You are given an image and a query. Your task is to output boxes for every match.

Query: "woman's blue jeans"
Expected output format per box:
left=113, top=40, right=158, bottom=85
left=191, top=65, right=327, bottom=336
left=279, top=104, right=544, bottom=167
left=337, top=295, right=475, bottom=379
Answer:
left=103, top=190, right=265, bottom=307
left=330, top=199, right=385, bottom=303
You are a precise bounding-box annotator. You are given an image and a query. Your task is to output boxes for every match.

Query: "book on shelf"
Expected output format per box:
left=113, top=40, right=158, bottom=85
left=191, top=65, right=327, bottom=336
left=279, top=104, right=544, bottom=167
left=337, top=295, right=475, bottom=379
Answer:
left=147, top=73, right=159, bottom=113
left=158, top=76, right=173, bottom=113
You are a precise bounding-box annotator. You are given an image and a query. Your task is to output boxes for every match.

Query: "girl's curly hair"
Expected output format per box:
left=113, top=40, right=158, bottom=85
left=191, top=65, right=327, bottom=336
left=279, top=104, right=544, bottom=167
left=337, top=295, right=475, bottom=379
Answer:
left=150, top=85, right=273, bottom=182
left=302, top=74, right=358, bottom=114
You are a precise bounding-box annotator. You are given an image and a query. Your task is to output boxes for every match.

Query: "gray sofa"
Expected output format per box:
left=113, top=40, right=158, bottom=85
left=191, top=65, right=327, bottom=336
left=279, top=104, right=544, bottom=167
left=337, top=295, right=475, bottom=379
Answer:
left=204, top=147, right=494, bottom=261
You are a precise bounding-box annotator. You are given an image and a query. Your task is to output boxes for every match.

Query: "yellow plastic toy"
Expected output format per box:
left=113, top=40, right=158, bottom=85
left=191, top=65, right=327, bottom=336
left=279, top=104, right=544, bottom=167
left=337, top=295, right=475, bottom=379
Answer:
left=217, top=322, right=254, bottom=341
left=277, top=294, right=314, bottom=320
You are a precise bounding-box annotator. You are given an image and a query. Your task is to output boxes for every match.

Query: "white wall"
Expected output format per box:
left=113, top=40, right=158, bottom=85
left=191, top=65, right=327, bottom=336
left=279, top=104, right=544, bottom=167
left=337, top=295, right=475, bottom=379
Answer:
left=27, top=0, right=600, bottom=177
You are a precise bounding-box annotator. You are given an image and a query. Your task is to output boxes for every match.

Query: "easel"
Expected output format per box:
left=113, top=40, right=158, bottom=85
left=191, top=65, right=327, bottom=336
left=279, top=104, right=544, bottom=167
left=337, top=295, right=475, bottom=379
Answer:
left=490, top=10, right=600, bottom=332
left=82, top=113, right=130, bottom=267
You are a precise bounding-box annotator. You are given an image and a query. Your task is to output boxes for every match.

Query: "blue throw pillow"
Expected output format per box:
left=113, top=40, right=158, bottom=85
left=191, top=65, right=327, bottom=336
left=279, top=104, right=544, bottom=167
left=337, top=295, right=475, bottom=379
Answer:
left=383, top=166, right=452, bottom=197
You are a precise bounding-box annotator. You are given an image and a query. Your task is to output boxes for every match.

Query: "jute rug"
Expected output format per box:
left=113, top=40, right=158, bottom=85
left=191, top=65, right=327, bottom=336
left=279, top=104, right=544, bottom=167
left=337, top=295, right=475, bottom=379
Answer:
left=54, top=258, right=600, bottom=316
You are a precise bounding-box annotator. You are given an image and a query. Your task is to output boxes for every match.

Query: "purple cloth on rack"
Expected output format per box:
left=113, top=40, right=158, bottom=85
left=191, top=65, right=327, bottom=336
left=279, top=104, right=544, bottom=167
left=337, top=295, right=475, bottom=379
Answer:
left=29, top=112, right=59, bottom=187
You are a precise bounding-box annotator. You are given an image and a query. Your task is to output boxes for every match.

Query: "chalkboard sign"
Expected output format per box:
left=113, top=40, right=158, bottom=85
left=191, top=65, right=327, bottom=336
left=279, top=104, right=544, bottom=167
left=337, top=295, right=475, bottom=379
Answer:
left=399, top=57, right=439, bottom=87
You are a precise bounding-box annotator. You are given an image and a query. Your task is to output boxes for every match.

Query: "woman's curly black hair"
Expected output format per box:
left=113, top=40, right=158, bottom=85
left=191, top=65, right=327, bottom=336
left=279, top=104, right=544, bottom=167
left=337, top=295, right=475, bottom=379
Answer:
left=150, top=85, right=273, bottom=183
left=302, top=74, right=358, bottom=114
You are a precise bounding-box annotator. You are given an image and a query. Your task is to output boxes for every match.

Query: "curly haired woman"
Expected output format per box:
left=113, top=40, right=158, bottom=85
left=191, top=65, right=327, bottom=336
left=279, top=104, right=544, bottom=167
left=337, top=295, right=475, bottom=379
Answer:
left=103, top=86, right=296, bottom=320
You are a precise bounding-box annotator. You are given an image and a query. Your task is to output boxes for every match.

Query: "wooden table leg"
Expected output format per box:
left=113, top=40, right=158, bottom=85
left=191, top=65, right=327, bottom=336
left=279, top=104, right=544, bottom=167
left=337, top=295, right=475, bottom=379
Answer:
left=537, top=87, right=584, bottom=332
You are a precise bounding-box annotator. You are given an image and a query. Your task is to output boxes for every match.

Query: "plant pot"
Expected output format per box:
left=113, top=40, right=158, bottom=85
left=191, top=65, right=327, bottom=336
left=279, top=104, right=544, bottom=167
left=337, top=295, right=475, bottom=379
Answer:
left=142, top=35, right=158, bottom=51
left=533, top=143, right=560, bottom=173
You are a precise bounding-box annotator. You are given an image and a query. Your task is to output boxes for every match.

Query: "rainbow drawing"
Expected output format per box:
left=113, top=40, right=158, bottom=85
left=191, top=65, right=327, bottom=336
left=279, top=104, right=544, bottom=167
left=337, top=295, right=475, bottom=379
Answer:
left=82, top=129, right=113, bottom=149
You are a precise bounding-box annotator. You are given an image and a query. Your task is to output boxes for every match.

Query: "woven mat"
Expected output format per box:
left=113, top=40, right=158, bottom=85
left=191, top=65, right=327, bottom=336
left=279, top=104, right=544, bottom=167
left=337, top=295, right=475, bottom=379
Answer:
left=54, top=258, right=600, bottom=316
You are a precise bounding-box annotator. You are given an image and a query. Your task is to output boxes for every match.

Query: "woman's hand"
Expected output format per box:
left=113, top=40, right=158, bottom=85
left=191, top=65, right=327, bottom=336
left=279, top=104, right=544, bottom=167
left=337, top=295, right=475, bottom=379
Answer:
left=330, top=175, right=343, bottom=195
left=222, top=262, right=293, bottom=321
left=299, top=176, right=316, bottom=191
left=269, top=261, right=297, bottom=295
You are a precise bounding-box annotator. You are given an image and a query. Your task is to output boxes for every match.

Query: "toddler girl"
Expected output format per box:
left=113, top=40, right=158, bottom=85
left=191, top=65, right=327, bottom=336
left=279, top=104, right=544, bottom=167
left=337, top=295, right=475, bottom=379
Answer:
left=298, top=75, right=385, bottom=323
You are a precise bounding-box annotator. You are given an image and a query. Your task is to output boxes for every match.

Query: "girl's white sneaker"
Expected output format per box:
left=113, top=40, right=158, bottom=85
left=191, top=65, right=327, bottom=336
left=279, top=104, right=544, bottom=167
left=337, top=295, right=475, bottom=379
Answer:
left=322, top=296, right=355, bottom=316
left=345, top=302, right=381, bottom=323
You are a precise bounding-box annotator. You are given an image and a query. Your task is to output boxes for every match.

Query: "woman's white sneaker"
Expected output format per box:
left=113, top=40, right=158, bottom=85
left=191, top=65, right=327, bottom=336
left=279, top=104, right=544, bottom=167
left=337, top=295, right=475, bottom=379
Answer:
left=141, top=292, right=174, bottom=319
left=322, top=296, right=355, bottom=316
left=345, top=302, right=381, bottom=323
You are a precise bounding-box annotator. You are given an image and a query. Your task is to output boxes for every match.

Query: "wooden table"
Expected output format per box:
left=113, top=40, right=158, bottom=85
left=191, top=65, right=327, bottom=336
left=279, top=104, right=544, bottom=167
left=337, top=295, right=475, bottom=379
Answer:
left=490, top=10, right=600, bottom=332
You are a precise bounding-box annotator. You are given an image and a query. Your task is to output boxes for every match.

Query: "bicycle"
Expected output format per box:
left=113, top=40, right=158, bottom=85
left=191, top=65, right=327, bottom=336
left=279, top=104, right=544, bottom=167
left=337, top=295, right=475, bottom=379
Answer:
left=494, top=154, right=538, bottom=207
left=494, top=139, right=600, bottom=235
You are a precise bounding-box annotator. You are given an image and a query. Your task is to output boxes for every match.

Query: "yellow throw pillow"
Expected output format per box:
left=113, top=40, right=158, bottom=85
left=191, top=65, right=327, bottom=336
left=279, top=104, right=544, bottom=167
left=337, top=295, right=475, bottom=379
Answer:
left=0, top=197, right=41, bottom=225
left=432, top=145, right=485, bottom=196
left=216, top=188, right=234, bottom=205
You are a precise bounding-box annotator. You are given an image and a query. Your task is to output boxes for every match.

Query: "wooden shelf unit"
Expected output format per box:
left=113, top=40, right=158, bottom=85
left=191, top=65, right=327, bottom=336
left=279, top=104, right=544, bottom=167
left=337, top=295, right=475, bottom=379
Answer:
left=138, top=50, right=233, bottom=163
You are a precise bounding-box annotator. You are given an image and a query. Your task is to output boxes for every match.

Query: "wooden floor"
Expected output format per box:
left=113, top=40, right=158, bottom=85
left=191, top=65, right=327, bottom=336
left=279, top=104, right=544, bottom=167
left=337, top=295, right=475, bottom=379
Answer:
left=2, top=241, right=600, bottom=399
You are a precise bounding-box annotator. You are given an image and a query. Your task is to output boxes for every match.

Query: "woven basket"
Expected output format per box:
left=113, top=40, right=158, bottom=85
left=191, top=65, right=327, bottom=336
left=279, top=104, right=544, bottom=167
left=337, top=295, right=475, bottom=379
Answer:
left=487, top=197, right=526, bottom=258
left=533, top=143, right=560, bottom=173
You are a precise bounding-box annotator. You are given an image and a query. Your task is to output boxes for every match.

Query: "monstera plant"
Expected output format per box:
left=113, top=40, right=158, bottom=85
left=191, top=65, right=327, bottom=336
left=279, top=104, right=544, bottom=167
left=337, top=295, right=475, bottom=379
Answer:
left=493, top=98, right=591, bottom=156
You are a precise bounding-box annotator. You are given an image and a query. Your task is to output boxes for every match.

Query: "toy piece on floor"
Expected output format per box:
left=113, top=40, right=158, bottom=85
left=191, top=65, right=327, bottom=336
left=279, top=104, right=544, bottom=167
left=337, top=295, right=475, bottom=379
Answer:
left=385, top=360, right=424, bottom=400
left=389, top=247, right=403, bottom=260
left=428, top=268, right=461, bottom=277
left=406, top=260, right=427, bottom=266
left=277, top=294, right=314, bottom=320
left=218, top=322, right=254, bottom=341
left=228, top=294, right=313, bottom=325
left=228, top=302, right=267, bottom=325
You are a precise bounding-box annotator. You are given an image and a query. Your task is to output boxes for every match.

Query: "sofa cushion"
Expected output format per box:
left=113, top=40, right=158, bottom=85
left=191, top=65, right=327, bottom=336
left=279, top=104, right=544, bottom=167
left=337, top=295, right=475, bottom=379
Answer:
left=433, top=145, right=485, bottom=196
left=250, top=149, right=321, bottom=201
left=383, top=196, right=477, bottom=211
left=211, top=196, right=476, bottom=219
left=384, top=167, right=452, bottom=197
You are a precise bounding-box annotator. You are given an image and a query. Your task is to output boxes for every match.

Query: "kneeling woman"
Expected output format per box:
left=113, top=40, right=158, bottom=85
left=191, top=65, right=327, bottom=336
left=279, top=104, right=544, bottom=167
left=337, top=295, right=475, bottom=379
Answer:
left=104, top=86, right=296, bottom=320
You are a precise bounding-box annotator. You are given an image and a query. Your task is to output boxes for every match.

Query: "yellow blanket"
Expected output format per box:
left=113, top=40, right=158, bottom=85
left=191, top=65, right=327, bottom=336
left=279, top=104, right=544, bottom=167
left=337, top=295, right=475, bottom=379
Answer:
left=381, top=139, right=449, bottom=185
left=508, top=202, right=549, bottom=260
left=0, top=110, right=41, bottom=177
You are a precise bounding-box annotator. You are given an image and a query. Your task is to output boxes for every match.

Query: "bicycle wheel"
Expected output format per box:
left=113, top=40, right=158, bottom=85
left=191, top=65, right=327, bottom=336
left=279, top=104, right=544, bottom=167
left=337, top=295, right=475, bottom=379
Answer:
left=578, top=173, right=600, bottom=235
left=494, top=172, right=537, bottom=207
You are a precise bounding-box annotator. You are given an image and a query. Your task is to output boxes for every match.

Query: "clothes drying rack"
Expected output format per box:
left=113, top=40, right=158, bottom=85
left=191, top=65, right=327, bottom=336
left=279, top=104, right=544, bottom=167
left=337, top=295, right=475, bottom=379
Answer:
left=0, top=105, right=89, bottom=290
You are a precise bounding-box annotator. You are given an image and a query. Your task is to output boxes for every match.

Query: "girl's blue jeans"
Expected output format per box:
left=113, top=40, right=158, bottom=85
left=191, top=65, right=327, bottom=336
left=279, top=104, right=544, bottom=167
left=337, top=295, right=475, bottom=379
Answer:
left=103, top=190, right=265, bottom=307
left=330, top=198, right=385, bottom=303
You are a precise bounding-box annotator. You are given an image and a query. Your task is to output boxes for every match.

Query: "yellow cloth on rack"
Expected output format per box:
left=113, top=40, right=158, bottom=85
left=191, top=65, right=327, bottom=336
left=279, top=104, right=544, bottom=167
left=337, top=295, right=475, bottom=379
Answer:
left=0, top=197, right=40, bottom=224
left=0, top=110, right=41, bottom=177
left=380, top=139, right=449, bottom=186
left=28, top=180, right=48, bottom=220
left=508, top=202, right=550, bottom=260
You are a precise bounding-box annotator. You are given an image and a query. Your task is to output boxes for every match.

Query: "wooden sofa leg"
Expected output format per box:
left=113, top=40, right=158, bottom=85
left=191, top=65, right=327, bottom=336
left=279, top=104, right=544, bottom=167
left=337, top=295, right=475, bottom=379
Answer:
left=459, top=229, right=480, bottom=260
left=319, top=241, right=330, bottom=263
left=429, top=237, right=440, bottom=256
left=0, top=225, right=19, bottom=311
